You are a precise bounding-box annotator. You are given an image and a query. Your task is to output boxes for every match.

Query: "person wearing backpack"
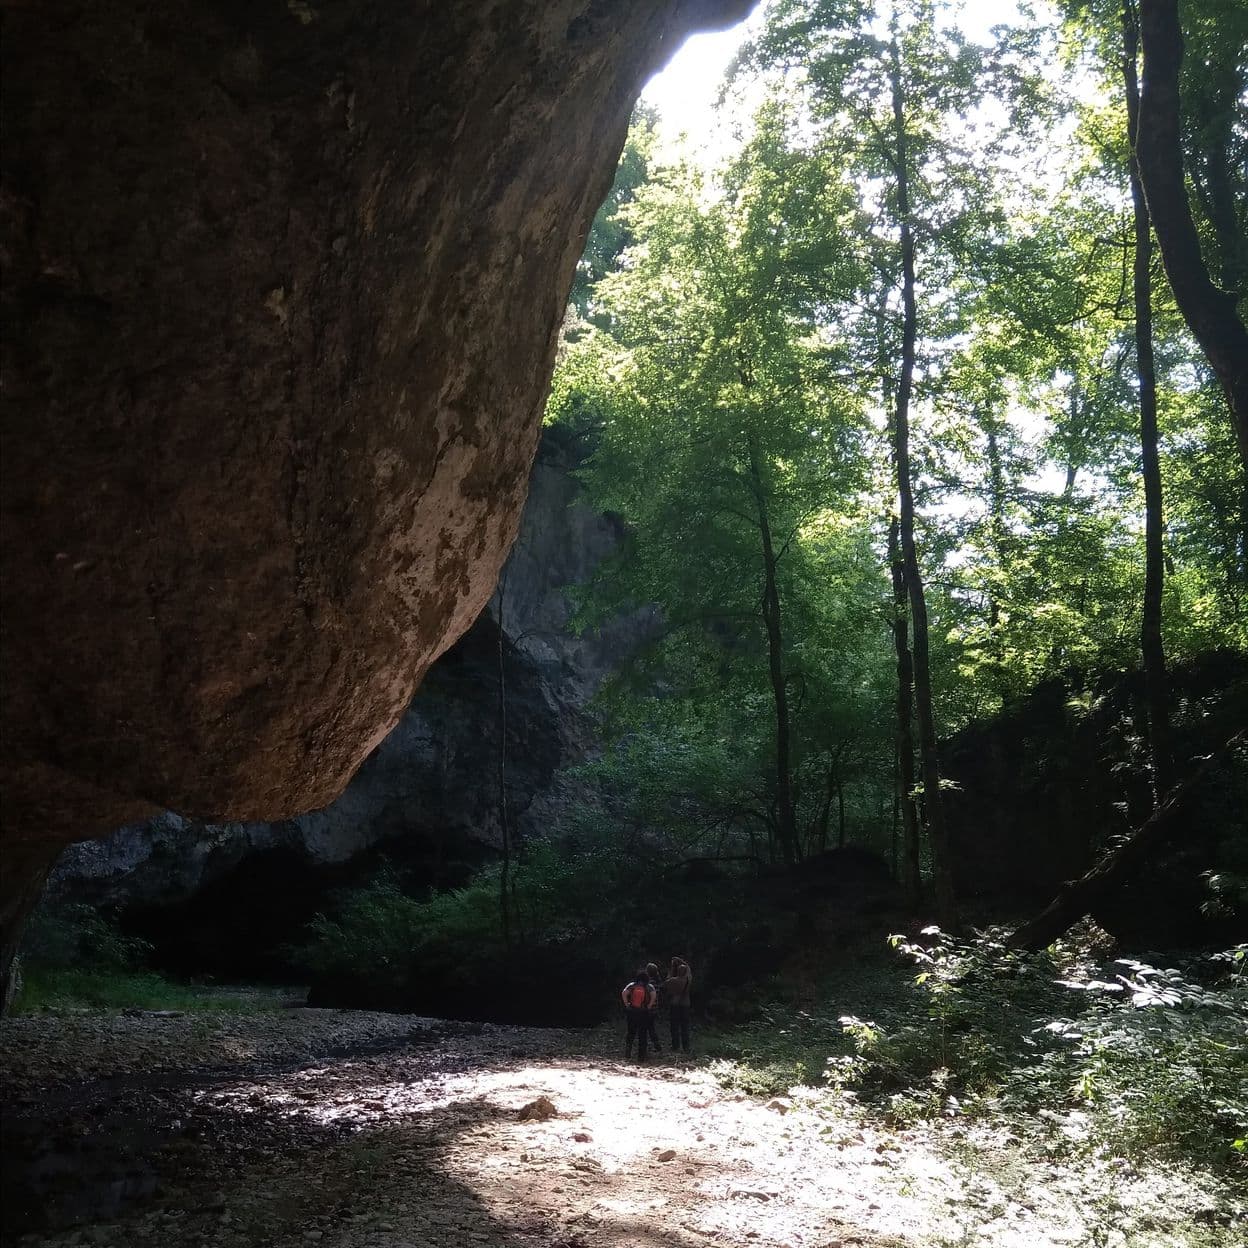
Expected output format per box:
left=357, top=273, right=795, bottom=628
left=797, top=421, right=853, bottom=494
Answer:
left=664, top=957, right=693, bottom=1054
left=620, top=969, right=654, bottom=1061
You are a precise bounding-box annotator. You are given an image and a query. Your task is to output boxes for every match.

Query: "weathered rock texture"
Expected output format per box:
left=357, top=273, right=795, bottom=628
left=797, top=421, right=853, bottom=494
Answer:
left=0, top=0, right=749, bottom=980
left=47, top=429, right=653, bottom=939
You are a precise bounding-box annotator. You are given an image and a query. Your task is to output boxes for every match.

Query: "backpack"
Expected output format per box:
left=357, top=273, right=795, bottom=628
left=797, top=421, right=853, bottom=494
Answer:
left=626, top=982, right=649, bottom=1009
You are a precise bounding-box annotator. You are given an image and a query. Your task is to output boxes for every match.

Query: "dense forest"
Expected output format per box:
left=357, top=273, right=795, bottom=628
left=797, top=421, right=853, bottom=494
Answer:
left=4, top=0, right=1246, bottom=1244
left=552, top=0, right=1246, bottom=897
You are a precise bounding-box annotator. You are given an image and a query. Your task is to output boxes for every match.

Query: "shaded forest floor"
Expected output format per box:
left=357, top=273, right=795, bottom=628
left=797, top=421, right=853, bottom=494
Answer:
left=2, top=1002, right=1241, bottom=1248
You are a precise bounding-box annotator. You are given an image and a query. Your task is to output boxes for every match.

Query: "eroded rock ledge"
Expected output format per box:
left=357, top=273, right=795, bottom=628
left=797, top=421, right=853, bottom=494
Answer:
left=45, top=428, right=658, bottom=975
left=0, top=0, right=749, bottom=971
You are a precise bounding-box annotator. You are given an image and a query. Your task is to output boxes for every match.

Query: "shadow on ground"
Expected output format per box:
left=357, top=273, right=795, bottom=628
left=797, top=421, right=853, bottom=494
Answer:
left=2, top=1028, right=910, bottom=1248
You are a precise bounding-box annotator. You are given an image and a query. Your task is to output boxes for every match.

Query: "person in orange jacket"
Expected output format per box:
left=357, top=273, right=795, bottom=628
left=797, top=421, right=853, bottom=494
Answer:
left=620, top=969, right=655, bottom=1061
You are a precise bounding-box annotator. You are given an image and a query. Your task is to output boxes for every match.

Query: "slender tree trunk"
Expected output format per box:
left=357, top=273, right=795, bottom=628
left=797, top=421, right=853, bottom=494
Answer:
left=1124, top=8, right=1174, bottom=801
left=836, top=777, right=846, bottom=850
left=818, top=758, right=835, bottom=854
left=748, top=435, right=798, bottom=866
left=985, top=425, right=1004, bottom=634
left=888, top=518, right=922, bottom=907
left=495, top=577, right=512, bottom=949
left=1062, top=386, right=1084, bottom=500
left=889, top=36, right=956, bottom=929
left=984, top=422, right=1009, bottom=688
left=880, top=291, right=920, bottom=906
left=1, top=843, right=61, bottom=1015
left=1135, top=0, right=1248, bottom=484
left=1198, top=137, right=1246, bottom=300
left=1197, top=148, right=1248, bottom=580
left=890, top=741, right=901, bottom=881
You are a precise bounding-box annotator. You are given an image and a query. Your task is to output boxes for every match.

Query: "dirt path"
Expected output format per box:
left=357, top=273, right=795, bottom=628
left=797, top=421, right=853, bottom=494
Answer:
left=1, top=1009, right=1237, bottom=1248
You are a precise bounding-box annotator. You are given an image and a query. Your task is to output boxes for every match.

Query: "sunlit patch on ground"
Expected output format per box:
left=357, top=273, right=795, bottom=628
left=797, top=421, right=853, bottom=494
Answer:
left=3, top=1011, right=1240, bottom=1248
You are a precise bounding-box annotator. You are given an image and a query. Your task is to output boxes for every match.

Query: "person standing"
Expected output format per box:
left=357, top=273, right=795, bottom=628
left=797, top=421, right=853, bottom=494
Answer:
left=665, top=957, right=693, bottom=1054
left=620, top=969, right=654, bottom=1061
left=644, top=962, right=664, bottom=1055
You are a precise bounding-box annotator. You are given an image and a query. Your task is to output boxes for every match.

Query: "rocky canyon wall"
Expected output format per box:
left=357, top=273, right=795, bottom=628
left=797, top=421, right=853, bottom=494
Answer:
left=0, top=0, right=749, bottom=984
left=44, top=428, right=653, bottom=970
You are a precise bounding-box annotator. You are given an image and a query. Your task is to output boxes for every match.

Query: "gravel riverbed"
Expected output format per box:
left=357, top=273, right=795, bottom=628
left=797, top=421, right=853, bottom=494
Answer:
left=2, top=1006, right=1240, bottom=1248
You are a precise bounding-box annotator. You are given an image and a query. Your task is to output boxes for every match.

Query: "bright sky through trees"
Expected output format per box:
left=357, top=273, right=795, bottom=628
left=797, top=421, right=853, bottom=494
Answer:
left=642, top=0, right=1049, bottom=165
left=640, top=0, right=1085, bottom=503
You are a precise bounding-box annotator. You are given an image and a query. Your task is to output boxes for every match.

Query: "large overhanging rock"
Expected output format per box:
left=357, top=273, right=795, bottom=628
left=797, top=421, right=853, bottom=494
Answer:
left=0, top=0, right=751, bottom=979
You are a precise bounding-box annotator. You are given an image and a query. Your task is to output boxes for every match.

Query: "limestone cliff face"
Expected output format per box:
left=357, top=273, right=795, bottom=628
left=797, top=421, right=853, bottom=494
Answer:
left=0, top=0, right=749, bottom=978
left=48, top=429, right=650, bottom=919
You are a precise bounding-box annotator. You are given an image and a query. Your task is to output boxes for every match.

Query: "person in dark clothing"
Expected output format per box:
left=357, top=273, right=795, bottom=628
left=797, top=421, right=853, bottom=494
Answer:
left=644, top=962, right=664, bottom=1055
left=665, top=957, right=693, bottom=1053
left=620, top=969, right=654, bottom=1061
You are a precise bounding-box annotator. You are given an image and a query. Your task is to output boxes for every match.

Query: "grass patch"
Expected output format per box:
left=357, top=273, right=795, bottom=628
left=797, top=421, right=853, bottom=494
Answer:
left=12, top=966, right=287, bottom=1015
left=699, top=941, right=917, bottom=1096
left=14, top=902, right=288, bottom=1015
left=701, top=1009, right=847, bottom=1096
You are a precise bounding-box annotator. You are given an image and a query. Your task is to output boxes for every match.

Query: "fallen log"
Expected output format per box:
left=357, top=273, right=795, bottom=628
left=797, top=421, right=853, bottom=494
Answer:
left=1008, top=730, right=1246, bottom=950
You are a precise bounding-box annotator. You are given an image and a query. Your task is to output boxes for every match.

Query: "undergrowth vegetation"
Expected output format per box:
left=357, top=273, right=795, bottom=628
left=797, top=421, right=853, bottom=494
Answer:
left=291, top=834, right=807, bottom=1025
left=706, top=926, right=1248, bottom=1175
left=13, top=903, right=276, bottom=1015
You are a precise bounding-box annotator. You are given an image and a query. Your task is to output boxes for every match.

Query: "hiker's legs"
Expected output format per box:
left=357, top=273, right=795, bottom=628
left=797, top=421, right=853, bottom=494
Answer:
left=672, top=1004, right=691, bottom=1051
left=646, top=1011, right=661, bottom=1052
left=634, top=1009, right=648, bottom=1060
left=626, top=1009, right=641, bottom=1057
left=669, top=1005, right=685, bottom=1050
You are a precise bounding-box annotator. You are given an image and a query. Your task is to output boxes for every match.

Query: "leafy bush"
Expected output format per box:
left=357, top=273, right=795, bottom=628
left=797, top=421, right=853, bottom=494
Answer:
left=703, top=1006, right=847, bottom=1095
left=15, top=902, right=277, bottom=1014
left=294, top=839, right=690, bottom=1022
left=702, top=927, right=1246, bottom=1170
left=292, top=831, right=803, bottom=1024
left=298, top=839, right=634, bottom=968
left=829, top=929, right=1248, bottom=1167
left=1031, top=947, right=1248, bottom=1162
left=21, top=902, right=152, bottom=972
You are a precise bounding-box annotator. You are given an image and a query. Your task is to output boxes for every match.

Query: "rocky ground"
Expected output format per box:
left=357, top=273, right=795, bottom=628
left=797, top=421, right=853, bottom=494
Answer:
left=1, top=1005, right=1240, bottom=1248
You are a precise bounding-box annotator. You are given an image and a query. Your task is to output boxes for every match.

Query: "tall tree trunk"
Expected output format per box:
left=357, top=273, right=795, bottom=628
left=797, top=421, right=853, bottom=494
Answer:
left=985, top=422, right=1008, bottom=685
left=1135, top=0, right=1248, bottom=485
left=888, top=519, right=922, bottom=905
left=817, top=757, right=836, bottom=854
left=1124, top=8, right=1174, bottom=801
left=1196, top=135, right=1246, bottom=301
left=748, top=435, right=798, bottom=866
left=495, top=576, right=512, bottom=949
left=889, top=36, right=956, bottom=929
left=985, top=424, right=1005, bottom=632
left=881, top=289, right=921, bottom=907
left=1062, top=385, right=1084, bottom=499
left=890, top=741, right=901, bottom=883
left=836, top=777, right=846, bottom=850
